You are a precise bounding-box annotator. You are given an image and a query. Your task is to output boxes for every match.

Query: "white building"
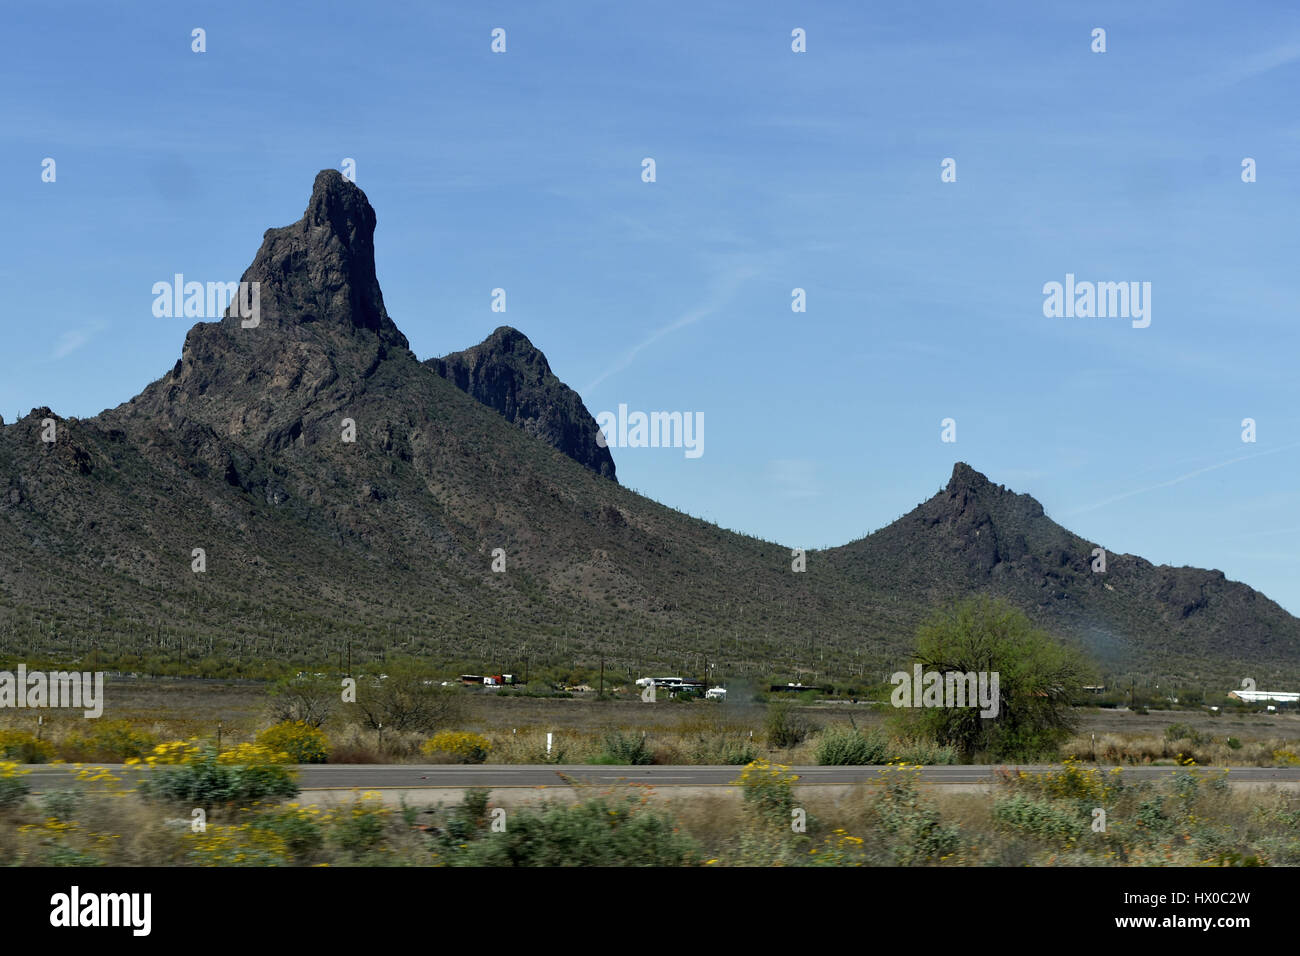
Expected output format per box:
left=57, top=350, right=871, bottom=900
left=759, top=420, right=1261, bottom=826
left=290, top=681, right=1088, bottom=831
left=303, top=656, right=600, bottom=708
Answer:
left=1228, top=689, right=1299, bottom=704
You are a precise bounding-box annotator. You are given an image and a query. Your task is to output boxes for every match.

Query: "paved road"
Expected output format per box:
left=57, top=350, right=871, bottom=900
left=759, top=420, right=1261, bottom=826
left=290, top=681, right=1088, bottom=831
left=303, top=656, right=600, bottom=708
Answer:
left=21, top=763, right=1300, bottom=792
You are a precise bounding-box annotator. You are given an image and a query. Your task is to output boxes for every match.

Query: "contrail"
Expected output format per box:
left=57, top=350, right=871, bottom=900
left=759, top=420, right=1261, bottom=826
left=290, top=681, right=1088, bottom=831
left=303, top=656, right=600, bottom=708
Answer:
left=1064, top=439, right=1300, bottom=517
left=583, top=266, right=755, bottom=394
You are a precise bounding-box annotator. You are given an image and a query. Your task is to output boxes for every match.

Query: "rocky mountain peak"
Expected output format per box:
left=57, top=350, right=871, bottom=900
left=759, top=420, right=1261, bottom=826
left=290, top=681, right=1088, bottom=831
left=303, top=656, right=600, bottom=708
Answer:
left=232, top=169, right=406, bottom=350
left=103, top=172, right=412, bottom=448
left=946, top=461, right=992, bottom=495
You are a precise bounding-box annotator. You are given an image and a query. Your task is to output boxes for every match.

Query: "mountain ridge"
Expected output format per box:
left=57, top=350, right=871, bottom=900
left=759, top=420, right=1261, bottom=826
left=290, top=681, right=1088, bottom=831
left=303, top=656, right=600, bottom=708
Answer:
left=1, top=171, right=1295, bottom=683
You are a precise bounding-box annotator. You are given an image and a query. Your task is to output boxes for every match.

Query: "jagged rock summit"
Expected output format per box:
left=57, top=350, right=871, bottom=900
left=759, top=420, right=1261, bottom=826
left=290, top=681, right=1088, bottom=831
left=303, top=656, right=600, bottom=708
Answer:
left=236, top=169, right=407, bottom=348
left=428, top=326, right=617, bottom=481
left=104, top=170, right=418, bottom=452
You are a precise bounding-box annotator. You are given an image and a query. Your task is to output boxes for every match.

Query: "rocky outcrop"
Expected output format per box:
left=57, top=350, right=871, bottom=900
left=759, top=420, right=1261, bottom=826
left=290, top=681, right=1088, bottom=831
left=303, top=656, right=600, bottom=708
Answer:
left=427, top=327, right=616, bottom=481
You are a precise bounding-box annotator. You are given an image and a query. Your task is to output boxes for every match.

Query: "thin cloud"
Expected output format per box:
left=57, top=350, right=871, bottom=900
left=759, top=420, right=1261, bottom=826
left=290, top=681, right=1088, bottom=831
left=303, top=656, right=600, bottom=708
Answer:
left=583, top=265, right=756, bottom=394
left=51, top=321, right=106, bottom=360
left=1063, top=440, right=1300, bottom=517
left=1216, top=40, right=1300, bottom=87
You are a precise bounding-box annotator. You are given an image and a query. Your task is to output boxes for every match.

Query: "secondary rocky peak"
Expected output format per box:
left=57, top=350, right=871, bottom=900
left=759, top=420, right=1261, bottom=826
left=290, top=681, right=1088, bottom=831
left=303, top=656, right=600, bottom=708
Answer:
left=483, top=326, right=547, bottom=359
left=427, top=327, right=617, bottom=481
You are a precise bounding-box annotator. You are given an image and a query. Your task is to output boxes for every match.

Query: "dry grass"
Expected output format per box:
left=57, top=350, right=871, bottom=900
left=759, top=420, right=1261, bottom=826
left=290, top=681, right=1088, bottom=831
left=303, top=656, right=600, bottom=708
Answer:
left=4, top=680, right=1297, bottom=768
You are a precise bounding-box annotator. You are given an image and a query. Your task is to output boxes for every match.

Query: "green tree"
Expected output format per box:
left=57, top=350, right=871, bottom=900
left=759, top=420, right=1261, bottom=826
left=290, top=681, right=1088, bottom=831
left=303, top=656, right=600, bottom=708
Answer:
left=897, top=596, right=1094, bottom=760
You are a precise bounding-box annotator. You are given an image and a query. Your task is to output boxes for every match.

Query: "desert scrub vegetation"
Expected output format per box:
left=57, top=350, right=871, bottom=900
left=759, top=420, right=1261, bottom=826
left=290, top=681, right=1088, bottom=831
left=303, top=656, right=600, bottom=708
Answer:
left=0, top=720, right=216, bottom=765
left=2, top=760, right=1299, bottom=866
left=816, top=725, right=890, bottom=765
left=257, top=721, right=330, bottom=764
left=697, top=760, right=961, bottom=866
left=0, top=728, right=55, bottom=763
left=133, top=740, right=299, bottom=807
left=982, top=757, right=1297, bottom=865
left=684, top=732, right=759, bottom=765
left=0, top=761, right=31, bottom=809
left=421, top=731, right=492, bottom=764
left=870, top=764, right=962, bottom=865
left=1062, top=730, right=1300, bottom=766
left=592, top=731, right=654, bottom=765
left=429, top=788, right=700, bottom=866
left=814, top=724, right=959, bottom=766
left=764, top=701, right=814, bottom=749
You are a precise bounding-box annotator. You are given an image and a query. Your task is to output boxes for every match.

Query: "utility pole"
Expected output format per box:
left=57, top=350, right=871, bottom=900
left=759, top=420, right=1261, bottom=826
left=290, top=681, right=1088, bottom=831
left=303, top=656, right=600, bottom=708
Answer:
left=599, top=659, right=605, bottom=697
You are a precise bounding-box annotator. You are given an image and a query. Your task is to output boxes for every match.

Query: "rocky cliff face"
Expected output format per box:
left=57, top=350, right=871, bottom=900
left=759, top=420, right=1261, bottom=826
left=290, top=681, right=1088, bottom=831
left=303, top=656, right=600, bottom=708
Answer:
left=104, top=170, right=412, bottom=453
left=427, top=327, right=617, bottom=482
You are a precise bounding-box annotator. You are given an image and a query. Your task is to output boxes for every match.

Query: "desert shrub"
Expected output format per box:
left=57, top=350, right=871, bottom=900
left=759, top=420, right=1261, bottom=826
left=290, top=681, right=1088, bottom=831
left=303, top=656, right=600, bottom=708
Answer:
left=62, top=720, right=158, bottom=762
left=804, top=828, right=870, bottom=866
left=353, top=671, right=463, bottom=736
left=765, top=702, right=812, bottom=749
left=329, top=794, right=391, bottom=855
left=1005, top=758, right=1125, bottom=803
left=736, top=759, right=799, bottom=826
left=137, top=739, right=203, bottom=765
left=892, top=738, right=959, bottom=765
left=249, top=806, right=325, bottom=860
left=594, top=732, right=653, bottom=765
left=257, top=721, right=331, bottom=764
left=437, top=787, right=491, bottom=845
left=217, top=742, right=291, bottom=765
left=815, top=727, right=889, bottom=765
left=0, top=729, right=55, bottom=763
left=688, top=735, right=759, bottom=765
left=445, top=795, right=698, bottom=866
left=421, top=731, right=492, bottom=764
left=39, top=789, right=82, bottom=821
left=137, top=745, right=298, bottom=807
left=993, top=793, right=1087, bottom=842
left=1164, top=723, right=1203, bottom=746
left=1129, top=796, right=1170, bottom=839
left=0, top=761, right=31, bottom=809
left=186, top=824, right=290, bottom=866
left=873, top=765, right=961, bottom=865
left=267, top=675, right=337, bottom=728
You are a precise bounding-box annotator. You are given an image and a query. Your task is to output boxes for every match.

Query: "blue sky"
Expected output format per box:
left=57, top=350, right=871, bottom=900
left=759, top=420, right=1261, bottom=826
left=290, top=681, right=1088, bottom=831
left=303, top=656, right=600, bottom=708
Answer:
left=4, top=1, right=1300, bottom=611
